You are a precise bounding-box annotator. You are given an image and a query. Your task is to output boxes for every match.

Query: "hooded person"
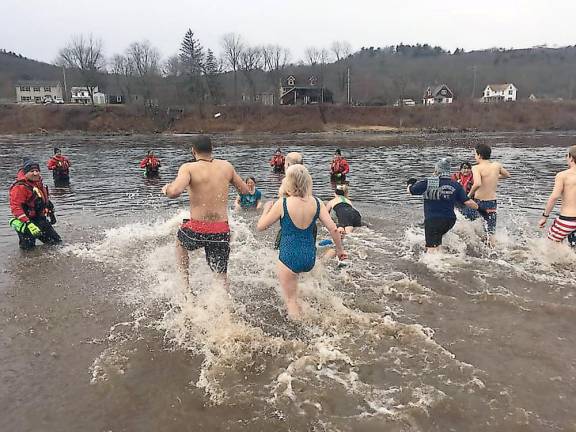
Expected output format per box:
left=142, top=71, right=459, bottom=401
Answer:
left=9, top=158, right=61, bottom=250
left=407, top=157, right=478, bottom=252
left=330, top=149, right=350, bottom=183
left=47, top=147, right=71, bottom=183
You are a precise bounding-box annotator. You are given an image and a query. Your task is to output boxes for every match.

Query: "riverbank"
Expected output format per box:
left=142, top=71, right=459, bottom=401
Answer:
left=2, top=101, right=576, bottom=135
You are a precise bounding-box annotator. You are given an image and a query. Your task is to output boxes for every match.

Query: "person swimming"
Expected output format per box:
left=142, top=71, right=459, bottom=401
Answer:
left=257, top=164, right=347, bottom=320
left=325, top=184, right=362, bottom=234
left=235, top=176, right=262, bottom=210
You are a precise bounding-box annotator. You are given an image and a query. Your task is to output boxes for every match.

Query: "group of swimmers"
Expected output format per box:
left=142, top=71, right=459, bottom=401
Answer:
left=407, top=143, right=576, bottom=252
left=162, top=137, right=363, bottom=319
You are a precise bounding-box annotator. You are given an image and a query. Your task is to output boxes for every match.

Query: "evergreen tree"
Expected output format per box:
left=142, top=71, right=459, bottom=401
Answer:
left=204, top=49, right=222, bottom=103
left=179, top=29, right=205, bottom=102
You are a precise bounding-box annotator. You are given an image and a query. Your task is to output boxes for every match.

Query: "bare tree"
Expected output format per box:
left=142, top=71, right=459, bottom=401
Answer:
left=262, top=45, right=291, bottom=104
left=124, top=40, right=161, bottom=106
left=240, top=46, right=263, bottom=102
left=163, top=54, right=182, bottom=77
left=331, top=41, right=352, bottom=61
left=109, top=53, right=134, bottom=100
left=221, top=33, right=244, bottom=103
left=58, top=34, right=105, bottom=104
left=304, top=46, right=321, bottom=66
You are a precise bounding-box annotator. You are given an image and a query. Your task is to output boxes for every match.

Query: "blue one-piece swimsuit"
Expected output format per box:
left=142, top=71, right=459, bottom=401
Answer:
left=279, top=197, right=320, bottom=273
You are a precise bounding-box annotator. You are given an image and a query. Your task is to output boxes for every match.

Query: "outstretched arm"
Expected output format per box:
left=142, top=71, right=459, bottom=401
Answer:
left=318, top=201, right=347, bottom=260
left=230, top=167, right=250, bottom=195
left=499, top=164, right=511, bottom=179
left=257, top=199, right=282, bottom=231
left=162, top=165, right=190, bottom=198
left=539, top=173, right=564, bottom=228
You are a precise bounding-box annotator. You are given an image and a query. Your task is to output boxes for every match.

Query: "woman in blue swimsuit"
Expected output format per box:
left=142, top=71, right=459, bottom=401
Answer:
left=257, top=165, right=347, bottom=320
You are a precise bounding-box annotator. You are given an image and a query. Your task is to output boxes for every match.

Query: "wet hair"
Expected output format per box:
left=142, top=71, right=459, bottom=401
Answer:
left=568, top=145, right=576, bottom=162
left=192, top=135, right=212, bottom=154
left=282, top=164, right=312, bottom=198
left=54, top=147, right=61, bottom=155
left=335, top=149, right=341, bottom=155
left=245, top=176, right=256, bottom=184
left=475, top=143, right=491, bottom=160
left=460, top=161, right=472, bottom=170
left=285, top=152, right=303, bottom=166
left=335, top=184, right=349, bottom=196
left=147, top=150, right=154, bottom=156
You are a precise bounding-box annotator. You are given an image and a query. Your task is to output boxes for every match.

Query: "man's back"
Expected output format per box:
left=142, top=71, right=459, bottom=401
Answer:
left=185, top=159, right=235, bottom=221
left=473, top=161, right=505, bottom=200
left=559, top=168, right=576, bottom=215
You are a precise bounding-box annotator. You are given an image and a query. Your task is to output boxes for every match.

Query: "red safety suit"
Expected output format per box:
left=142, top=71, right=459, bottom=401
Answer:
left=9, top=170, right=52, bottom=223
left=270, top=154, right=285, bottom=170
left=47, top=155, right=71, bottom=176
left=140, top=156, right=161, bottom=170
left=330, top=157, right=350, bottom=176
left=451, top=172, right=474, bottom=194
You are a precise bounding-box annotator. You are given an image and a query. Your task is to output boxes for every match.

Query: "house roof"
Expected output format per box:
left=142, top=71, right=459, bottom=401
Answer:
left=486, top=84, right=514, bottom=91
left=282, top=74, right=319, bottom=88
left=425, top=84, right=453, bottom=97
left=16, top=80, right=61, bottom=87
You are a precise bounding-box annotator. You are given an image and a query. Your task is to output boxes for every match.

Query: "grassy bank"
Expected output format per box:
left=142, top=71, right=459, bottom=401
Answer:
left=2, top=102, right=576, bottom=135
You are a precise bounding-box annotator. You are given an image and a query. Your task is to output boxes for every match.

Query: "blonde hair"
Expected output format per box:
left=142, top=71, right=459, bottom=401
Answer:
left=335, top=184, right=349, bottom=197
left=281, top=164, right=312, bottom=197
left=569, top=145, right=576, bottom=162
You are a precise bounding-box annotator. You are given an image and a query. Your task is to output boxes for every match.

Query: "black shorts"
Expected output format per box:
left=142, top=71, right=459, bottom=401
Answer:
left=177, top=228, right=230, bottom=273
left=424, top=218, right=456, bottom=248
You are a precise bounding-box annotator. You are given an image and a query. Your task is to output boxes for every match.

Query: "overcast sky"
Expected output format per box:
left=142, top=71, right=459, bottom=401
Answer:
left=2, top=0, right=576, bottom=64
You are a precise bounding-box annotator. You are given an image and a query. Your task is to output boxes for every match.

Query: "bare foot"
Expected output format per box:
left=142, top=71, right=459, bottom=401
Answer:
left=286, top=301, right=302, bottom=321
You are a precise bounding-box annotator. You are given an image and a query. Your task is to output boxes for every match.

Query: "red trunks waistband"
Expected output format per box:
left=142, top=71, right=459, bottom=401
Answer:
left=181, top=219, right=230, bottom=234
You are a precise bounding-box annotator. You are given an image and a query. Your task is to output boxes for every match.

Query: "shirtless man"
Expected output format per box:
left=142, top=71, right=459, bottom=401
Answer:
left=538, top=145, right=576, bottom=247
left=162, top=135, right=249, bottom=286
left=468, top=143, right=511, bottom=245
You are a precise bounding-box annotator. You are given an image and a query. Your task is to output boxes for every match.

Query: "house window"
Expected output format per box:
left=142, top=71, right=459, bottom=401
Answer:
left=508, top=90, right=513, bottom=95
left=287, top=77, right=295, bottom=86
left=21, top=96, right=32, bottom=102
left=44, top=87, right=51, bottom=92
left=20, top=86, right=31, bottom=92
left=34, top=96, right=42, bottom=102
left=33, top=87, right=41, bottom=92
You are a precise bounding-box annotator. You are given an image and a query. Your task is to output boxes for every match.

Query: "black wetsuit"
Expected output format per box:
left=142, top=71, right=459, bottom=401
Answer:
left=333, top=197, right=361, bottom=228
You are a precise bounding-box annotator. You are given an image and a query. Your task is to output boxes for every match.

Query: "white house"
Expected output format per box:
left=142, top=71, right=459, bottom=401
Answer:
left=423, top=84, right=454, bottom=105
left=16, top=81, right=63, bottom=104
left=483, top=83, right=517, bottom=102
left=71, top=86, right=99, bottom=104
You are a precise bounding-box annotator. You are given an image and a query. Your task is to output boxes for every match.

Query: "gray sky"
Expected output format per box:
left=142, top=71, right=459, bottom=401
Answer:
left=2, top=0, right=576, bottom=64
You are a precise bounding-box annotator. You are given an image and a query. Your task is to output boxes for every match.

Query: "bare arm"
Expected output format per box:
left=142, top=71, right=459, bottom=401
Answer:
left=318, top=201, right=347, bottom=259
left=256, top=199, right=282, bottom=231
left=539, top=173, right=564, bottom=227
left=499, top=164, right=511, bottom=179
left=325, top=198, right=335, bottom=213
left=230, top=166, right=250, bottom=195
left=162, top=165, right=191, bottom=198
left=469, top=166, right=482, bottom=197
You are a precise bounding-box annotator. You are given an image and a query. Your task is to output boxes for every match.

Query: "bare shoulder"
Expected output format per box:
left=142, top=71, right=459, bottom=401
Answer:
left=214, top=159, right=234, bottom=171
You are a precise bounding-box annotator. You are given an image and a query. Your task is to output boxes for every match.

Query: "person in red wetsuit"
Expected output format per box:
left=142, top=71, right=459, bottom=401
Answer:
left=330, top=149, right=350, bottom=183
left=451, top=161, right=474, bottom=194
left=9, top=158, right=61, bottom=250
left=140, top=150, right=161, bottom=177
left=47, top=148, right=71, bottom=185
left=269, top=148, right=285, bottom=174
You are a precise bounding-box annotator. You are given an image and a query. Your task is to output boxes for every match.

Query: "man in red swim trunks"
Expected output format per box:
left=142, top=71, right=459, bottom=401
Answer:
left=162, top=135, right=249, bottom=287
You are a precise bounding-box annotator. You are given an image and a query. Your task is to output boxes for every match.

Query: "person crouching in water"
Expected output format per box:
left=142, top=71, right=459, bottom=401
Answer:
left=9, top=158, right=61, bottom=250
left=257, top=165, right=347, bottom=320
left=408, top=158, right=478, bottom=252
left=325, top=184, right=362, bottom=235
left=330, top=149, right=349, bottom=184
left=47, top=147, right=71, bottom=185
left=270, top=148, right=285, bottom=174
left=140, top=150, right=161, bottom=178
left=235, top=176, right=263, bottom=210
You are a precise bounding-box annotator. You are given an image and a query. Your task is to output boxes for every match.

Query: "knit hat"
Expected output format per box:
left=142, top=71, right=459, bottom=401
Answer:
left=54, top=147, right=61, bottom=154
left=22, top=158, right=40, bottom=173
left=435, top=158, right=452, bottom=177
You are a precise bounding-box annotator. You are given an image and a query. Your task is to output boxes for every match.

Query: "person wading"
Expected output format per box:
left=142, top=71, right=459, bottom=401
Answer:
left=47, top=147, right=71, bottom=185
left=140, top=150, right=161, bottom=178
left=162, top=135, right=249, bottom=288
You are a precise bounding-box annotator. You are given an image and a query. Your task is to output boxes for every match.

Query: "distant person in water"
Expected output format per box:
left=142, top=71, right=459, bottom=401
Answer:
left=162, top=135, right=249, bottom=288
left=408, top=158, right=478, bottom=252
left=235, top=176, right=262, bottom=210
left=47, top=148, right=71, bottom=185
left=269, top=148, right=285, bottom=174
left=325, top=184, right=362, bottom=234
left=467, top=143, right=511, bottom=246
left=330, top=149, right=349, bottom=183
left=538, top=145, right=576, bottom=247
left=257, top=164, right=347, bottom=320
left=9, top=158, right=61, bottom=250
left=140, top=150, right=161, bottom=177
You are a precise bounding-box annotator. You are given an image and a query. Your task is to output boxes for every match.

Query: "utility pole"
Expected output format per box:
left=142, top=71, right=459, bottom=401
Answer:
left=346, top=67, right=351, bottom=104
left=62, top=66, right=68, bottom=102
left=471, top=65, right=477, bottom=100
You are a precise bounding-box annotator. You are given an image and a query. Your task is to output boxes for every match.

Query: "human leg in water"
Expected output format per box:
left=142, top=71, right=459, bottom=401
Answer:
left=277, top=260, right=301, bottom=320
left=175, top=241, right=190, bottom=288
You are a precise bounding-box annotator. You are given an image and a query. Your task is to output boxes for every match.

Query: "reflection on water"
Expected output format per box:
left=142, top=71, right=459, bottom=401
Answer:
left=1, top=132, right=575, bottom=432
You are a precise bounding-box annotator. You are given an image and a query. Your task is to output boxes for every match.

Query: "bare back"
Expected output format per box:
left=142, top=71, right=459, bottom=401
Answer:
left=183, top=159, right=244, bottom=221
left=559, top=168, right=576, bottom=216
left=472, top=161, right=508, bottom=200
left=283, top=196, right=319, bottom=228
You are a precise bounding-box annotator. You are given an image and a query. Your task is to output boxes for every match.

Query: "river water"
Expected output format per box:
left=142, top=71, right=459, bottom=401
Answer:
left=0, top=132, right=575, bottom=432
